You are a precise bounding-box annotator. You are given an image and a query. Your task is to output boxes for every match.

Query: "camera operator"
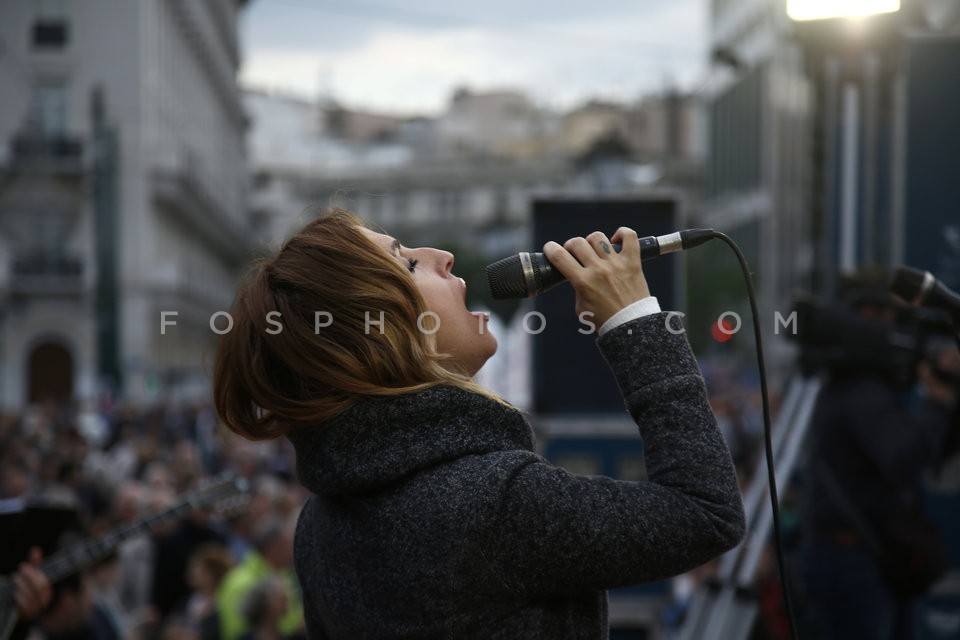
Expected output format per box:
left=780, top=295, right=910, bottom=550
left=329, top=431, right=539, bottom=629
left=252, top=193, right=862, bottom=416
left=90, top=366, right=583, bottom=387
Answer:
left=796, top=268, right=960, bottom=640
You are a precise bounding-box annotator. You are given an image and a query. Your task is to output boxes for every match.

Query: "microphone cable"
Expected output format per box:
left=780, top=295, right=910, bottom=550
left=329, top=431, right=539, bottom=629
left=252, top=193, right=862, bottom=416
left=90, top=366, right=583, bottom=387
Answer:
left=709, top=230, right=798, bottom=640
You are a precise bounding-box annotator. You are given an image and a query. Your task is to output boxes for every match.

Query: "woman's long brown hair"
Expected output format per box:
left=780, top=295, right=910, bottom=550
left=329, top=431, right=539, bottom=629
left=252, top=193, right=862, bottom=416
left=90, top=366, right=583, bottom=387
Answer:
left=212, top=209, right=497, bottom=440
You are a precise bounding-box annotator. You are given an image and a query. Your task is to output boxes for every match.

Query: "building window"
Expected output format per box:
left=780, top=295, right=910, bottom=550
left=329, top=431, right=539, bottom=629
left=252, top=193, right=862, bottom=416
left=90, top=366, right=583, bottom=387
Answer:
left=32, top=0, right=69, bottom=49
left=30, top=81, right=69, bottom=137
left=367, top=191, right=383, bottom=220
left=493, top=188, right=509, bottom=222
left=708, top=65, right=764, bottom=197
left=447, top=189, right=462, bottom=221
left=394, top=189, right=409, bottom=219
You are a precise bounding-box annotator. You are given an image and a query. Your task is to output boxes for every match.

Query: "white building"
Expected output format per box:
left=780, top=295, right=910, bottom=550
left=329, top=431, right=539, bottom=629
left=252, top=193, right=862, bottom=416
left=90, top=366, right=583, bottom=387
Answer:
left=0, top=0, right=252, bottom=408
left=436, top=88, right=556, bottom=159
left=245, top=90, right=576, bottom=256
left=245, top=87, right=702, bottom=254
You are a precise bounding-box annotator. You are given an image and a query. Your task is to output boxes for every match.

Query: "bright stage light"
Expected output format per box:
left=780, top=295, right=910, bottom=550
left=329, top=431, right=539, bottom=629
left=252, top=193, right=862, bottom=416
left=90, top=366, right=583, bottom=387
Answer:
left=787, top=0, right=901, bottom=21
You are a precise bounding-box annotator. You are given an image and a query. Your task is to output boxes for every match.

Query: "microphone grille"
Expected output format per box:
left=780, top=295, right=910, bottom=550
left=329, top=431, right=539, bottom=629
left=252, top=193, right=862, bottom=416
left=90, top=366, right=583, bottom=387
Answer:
left=486, top=255, right=529, bottom=300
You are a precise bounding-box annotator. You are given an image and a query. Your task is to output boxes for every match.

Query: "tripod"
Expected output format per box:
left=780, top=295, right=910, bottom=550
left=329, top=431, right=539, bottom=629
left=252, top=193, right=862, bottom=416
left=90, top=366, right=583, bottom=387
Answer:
left=678, top=375, right=822, bottom=640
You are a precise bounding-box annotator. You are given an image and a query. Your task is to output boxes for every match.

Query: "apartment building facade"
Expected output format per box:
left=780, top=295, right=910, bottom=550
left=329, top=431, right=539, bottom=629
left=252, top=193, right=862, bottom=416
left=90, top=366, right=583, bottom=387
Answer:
left=0, top=0, right=252, bottom=407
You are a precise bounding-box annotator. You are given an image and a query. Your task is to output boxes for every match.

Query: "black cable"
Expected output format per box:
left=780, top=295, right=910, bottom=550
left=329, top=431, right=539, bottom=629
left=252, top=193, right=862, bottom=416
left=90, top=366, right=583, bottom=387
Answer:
left=710, top=230, right=799, bottom=640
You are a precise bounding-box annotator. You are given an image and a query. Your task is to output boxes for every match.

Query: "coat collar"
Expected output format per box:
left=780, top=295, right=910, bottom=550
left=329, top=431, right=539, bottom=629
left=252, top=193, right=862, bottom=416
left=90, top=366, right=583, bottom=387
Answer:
left=287, top=386, right=532, bottom=497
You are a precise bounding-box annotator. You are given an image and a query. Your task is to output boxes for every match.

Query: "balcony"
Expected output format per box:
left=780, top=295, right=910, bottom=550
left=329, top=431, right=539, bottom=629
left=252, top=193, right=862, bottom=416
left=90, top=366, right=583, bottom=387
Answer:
left=152, top=150, right=252, bottom=265
left=7, top=255, right=85, bottom=297
left=5, top=132, right=86, bottom=176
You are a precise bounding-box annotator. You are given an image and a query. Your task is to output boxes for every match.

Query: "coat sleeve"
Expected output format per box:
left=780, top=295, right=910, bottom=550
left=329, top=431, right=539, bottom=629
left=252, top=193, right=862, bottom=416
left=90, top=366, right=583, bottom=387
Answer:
left=465, top=312, right=746, bottom=596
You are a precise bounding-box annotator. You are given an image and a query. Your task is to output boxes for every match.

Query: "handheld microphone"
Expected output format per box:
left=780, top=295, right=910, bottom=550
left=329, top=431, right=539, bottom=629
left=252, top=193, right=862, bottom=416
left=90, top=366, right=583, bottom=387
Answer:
left=890, top=266, right=960, bottom=323
left=486, top=228, right=716, bottom=299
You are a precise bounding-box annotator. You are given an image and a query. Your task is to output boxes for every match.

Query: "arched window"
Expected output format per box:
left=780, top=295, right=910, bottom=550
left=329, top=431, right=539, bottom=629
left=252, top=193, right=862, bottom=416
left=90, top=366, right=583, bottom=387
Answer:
left=28, top=341, right=74, bottom=404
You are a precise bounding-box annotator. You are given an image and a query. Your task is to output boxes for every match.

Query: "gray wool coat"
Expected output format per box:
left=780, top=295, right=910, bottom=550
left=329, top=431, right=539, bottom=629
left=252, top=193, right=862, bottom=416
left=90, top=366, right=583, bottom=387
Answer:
left=287, top=312, right=746, bottom=639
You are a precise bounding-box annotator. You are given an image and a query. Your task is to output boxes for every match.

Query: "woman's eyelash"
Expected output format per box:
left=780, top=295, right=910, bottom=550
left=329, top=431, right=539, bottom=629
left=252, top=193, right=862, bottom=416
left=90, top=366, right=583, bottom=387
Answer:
left=407, top=258, right=418, bottom=273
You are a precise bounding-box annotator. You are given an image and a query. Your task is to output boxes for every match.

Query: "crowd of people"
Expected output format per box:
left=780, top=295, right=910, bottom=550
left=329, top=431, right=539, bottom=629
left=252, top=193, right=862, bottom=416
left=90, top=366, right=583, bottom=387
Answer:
left=1, top=399, right=308, bottom=640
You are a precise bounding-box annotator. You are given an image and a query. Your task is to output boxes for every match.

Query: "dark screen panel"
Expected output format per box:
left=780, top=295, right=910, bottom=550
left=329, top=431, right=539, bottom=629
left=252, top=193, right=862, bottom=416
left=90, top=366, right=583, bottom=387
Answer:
left=531, top=198, right=678, bottom=415
left=904, top=39, right=960, bottom=289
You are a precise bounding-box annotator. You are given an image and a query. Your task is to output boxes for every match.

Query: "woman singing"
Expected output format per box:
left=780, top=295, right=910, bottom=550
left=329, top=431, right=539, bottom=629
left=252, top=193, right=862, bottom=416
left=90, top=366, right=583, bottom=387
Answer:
left=212, top=209, right=745, bottom=639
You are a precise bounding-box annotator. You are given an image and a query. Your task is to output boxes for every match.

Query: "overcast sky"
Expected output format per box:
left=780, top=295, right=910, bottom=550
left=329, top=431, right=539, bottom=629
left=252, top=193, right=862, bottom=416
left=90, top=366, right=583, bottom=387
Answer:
left=239, top=0, right=709, bottom=115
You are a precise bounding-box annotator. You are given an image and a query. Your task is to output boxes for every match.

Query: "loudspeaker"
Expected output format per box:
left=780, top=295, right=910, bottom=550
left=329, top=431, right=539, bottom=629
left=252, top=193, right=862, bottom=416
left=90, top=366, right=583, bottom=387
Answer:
left=531, top=197, right=681, bottom=415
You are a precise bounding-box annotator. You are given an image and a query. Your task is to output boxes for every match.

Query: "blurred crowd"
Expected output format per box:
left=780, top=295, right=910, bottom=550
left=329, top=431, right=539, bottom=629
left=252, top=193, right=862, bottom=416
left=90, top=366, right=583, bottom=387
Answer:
left=0, top=399, right=309, bottom=640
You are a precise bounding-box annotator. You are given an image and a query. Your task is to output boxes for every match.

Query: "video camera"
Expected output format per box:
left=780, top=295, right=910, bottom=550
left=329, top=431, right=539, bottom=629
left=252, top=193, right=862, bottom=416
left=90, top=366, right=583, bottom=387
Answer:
left=790, top=297, right=960, bottom=389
